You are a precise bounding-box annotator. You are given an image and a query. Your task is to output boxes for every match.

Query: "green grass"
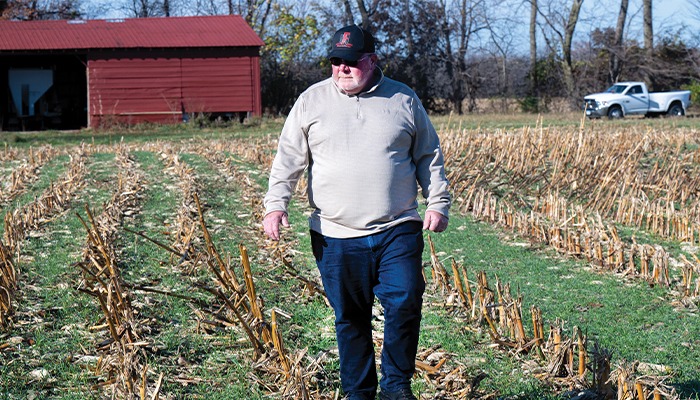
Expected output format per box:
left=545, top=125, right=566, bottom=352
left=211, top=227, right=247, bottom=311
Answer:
left=0, top=154, right=69, bottom=231
left=427, top=214, right=700, bottom=397
left=107, top=149, right=277, bottom=398
left=0, top=152, right=114, bottom=399
left=1, top=117, right=285, bottom=149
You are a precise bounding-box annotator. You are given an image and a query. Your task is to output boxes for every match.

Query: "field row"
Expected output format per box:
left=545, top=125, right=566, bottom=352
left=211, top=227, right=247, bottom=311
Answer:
left=1, top=143, right=279, bottom=398
left=0, top=130, right=697, bottom=399
left=443, top=123, right=700, bottom=308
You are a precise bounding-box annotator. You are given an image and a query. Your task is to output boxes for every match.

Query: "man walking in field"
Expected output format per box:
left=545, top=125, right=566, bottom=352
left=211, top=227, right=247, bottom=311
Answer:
left=262, top=24, right=450, bottom=400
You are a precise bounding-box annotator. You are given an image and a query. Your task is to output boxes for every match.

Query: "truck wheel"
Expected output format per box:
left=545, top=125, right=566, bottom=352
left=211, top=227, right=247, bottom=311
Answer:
left=607, top=106, right=623, bottom=119
left=667, top=103, right=684, bottom=117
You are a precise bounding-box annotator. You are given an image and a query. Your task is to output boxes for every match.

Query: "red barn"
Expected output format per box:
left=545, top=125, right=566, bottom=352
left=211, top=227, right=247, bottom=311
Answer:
left=0, top=15, right=264, bottom=131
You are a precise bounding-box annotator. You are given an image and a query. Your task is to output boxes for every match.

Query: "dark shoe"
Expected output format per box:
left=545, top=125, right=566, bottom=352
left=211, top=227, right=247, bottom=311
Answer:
left=345, top=391, right=376, bottom=400
left=378, top=388, right=417, bottom=400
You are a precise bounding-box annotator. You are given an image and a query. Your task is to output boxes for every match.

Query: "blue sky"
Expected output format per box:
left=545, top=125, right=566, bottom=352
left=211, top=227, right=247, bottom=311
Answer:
left=584, top=0, right=699, bottom=40
left=654, top=0, right=697, bottom=25
left=82, top=0, right=700, bottom=53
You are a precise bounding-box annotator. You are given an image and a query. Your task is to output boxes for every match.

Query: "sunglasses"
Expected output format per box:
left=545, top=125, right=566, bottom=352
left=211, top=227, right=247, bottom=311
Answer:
left=330, top=55, right=369, bottom=67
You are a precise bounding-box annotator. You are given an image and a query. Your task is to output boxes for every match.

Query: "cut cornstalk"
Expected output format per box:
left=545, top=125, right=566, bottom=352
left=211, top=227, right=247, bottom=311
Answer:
left=271, top=310, right=291, bottom=375
left=194, top=192, right=241, bottom=292
left=450, top=259, right=468, bottom=310
left=636, top=382, right=645, bottom=400
left=512, top=296, right=527, bottom=345
left=240, top=243, right=271, bottom=344
left=457, top=264, right=474, bottom=313
left=530, top=306, right=545, bottom=360
left=553, top=325, right=562, bottom=355
left=577, top=327, right=586, bottom=377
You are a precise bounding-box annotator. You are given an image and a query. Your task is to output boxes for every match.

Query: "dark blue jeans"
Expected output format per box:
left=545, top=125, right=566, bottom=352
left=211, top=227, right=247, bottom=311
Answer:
left=311, top=221, right=425, bottom=397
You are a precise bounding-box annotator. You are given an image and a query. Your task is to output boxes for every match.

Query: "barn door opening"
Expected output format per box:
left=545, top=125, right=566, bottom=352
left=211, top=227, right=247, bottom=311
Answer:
left=1, top=55, right=87, bottom=131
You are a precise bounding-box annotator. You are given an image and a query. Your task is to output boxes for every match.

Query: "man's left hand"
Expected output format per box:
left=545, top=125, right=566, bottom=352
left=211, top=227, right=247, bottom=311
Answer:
left=423, top=210, right=448, bottom=232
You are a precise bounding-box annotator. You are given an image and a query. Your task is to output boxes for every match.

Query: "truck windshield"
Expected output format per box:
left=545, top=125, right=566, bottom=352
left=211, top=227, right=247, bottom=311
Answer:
left=606, top=84, right=628, bottom=94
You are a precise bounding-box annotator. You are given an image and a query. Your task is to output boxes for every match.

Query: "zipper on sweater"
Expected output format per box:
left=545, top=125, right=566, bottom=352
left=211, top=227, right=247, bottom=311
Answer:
left=356, top=96, right=361, bottom=119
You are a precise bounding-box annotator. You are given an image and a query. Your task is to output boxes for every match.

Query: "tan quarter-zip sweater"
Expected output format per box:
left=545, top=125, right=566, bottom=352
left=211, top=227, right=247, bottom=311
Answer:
left=263, top=69, right=451, bottom=238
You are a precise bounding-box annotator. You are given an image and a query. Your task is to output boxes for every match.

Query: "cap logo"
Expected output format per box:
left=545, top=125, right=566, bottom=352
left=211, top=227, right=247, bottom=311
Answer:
left=336, top=31, right=353, bottom=48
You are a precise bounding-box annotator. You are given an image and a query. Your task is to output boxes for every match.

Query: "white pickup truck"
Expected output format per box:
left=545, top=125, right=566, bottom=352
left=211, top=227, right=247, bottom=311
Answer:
left=584, top=82, right=691, bottom=119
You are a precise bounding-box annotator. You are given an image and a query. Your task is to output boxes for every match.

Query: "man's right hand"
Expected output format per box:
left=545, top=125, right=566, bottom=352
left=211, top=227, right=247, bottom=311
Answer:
left=263, top=211, right=290, bottom=241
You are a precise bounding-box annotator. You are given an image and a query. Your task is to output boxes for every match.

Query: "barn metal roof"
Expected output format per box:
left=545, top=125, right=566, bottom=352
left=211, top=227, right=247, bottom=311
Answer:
left=0, top=15, right=265, bottom=51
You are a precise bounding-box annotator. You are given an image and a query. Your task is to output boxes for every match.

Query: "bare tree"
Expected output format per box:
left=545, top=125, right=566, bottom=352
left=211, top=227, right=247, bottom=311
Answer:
left=133, top=0, right=156, bottom=17
left=341, top=0, right=353, bottom=24
left=436, top=0, right=489, bottom=113
left=109, top=0, right=169, bottom=17
left=355, top=0, right=379, bottom=29
left=538, top=0, right=584, bottom=101
left=483, top=1, right=520, bottom=110
left=403, top=0, right=413, bottom=57
left=529, top=0, right=537, bottom=97
left=332, top=0, right=379, bottom=28
left=643, top=0, right=652, bottom=53
left=642, top=0, right=654, bottom=89
left=1, top=0, right=81, bottom=20
left=609, top=0, right=627, bottom=83
left=562, top=0, right=583, bottom=97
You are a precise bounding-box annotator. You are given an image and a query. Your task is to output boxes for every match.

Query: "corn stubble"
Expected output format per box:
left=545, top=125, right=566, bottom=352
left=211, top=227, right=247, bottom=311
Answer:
left=425, top=235, right=678, bottom=399
left=0, top=145, right=58, bottom=207
left=429, top=120, right=699, bottom=399
left=443, top=121, right=700, bottom=307
left=74, top=145, right=161, bottom=399
left=176, top=130, right=692, bottom=398
left=145, top=143, right=318, bottom=399
left=1, top=145, right=88, bottom=332
left=1, top=122, right=694, bottom=399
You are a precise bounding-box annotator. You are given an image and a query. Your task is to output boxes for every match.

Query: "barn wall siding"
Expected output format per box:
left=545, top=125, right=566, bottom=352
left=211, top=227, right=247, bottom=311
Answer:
left=182, top=57, right=255, bottom=113
left=88, top=51, right=260, bottom=127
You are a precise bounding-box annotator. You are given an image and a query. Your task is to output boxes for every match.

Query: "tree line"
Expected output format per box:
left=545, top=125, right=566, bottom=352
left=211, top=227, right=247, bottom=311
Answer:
left=3, top=0, right=699, bottom=115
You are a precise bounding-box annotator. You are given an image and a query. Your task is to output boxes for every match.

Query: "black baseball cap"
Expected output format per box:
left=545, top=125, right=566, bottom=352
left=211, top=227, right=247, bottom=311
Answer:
left=328, top=25, right=376, bottom=61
